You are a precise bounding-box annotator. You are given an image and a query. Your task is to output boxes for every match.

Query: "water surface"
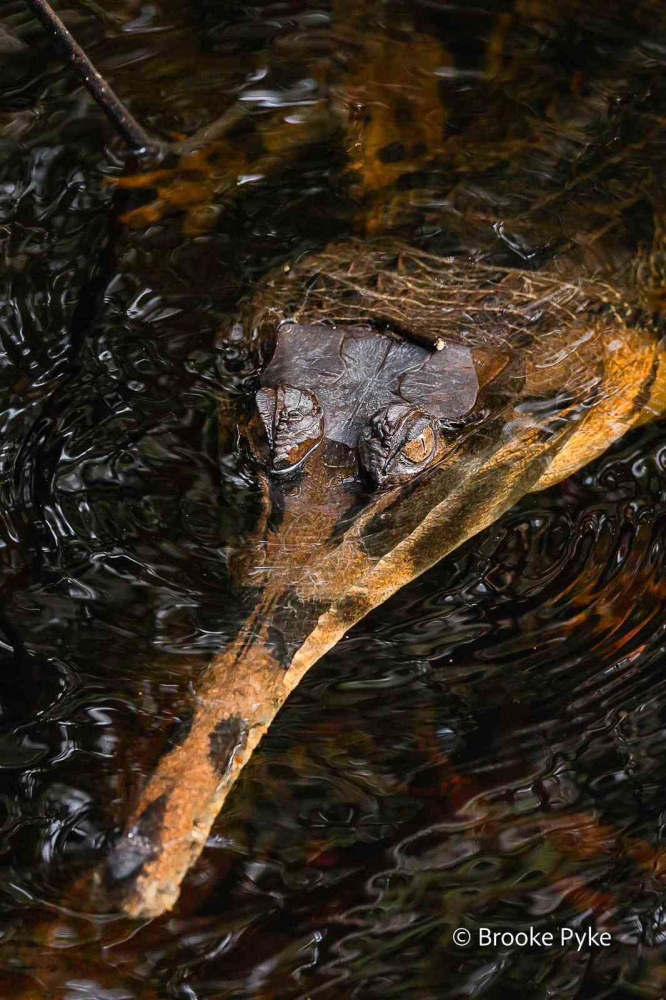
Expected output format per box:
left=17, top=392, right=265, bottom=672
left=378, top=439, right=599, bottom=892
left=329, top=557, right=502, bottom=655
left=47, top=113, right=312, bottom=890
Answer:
left=1, top=1, right=666, bottom=997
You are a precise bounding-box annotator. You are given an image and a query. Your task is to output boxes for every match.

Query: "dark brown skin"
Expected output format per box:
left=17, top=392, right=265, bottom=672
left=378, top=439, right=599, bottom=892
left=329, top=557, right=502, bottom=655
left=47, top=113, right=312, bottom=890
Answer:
left=103, top=237, right=666, bottom=917
left=18, top=0, right=666, bottom=934
left=102, top=0, right=666, bottom=917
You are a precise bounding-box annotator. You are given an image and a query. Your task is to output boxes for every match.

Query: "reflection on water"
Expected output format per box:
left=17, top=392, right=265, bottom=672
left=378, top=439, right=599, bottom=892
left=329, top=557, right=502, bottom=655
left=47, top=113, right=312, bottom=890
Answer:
left=1, top=0, right=666, bottom=996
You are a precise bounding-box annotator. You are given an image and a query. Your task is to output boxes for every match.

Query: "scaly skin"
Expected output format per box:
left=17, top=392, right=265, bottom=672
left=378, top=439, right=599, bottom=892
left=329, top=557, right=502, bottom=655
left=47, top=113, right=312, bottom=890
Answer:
left=107, top=240, right=666, bottom=916
left=15, top=0, right=666, bottom=942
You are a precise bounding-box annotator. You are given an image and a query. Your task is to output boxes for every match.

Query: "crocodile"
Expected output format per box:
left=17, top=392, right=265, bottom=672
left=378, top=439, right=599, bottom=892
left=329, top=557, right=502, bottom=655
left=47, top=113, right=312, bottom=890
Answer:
left=12, top=0, right=666, bottom=920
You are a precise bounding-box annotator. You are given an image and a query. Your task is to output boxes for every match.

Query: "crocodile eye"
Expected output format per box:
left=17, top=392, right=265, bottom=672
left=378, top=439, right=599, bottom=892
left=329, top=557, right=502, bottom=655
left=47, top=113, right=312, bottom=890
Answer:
left=358, top=403, right=441, bottom=488
left=401, top=425, right=437, bottom=465
left=255, top=384, right=323, bottom=473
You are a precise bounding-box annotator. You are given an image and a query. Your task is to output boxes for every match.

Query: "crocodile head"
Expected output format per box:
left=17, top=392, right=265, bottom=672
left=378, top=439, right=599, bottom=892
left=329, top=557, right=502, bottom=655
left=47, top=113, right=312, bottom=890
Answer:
left=107, top=239, right=665, bottom=918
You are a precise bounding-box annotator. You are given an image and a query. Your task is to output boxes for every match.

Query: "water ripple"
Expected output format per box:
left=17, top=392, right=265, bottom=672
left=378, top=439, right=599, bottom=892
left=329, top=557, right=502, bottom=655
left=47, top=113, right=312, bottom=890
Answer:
left=1, top=1, right=666, bottom=998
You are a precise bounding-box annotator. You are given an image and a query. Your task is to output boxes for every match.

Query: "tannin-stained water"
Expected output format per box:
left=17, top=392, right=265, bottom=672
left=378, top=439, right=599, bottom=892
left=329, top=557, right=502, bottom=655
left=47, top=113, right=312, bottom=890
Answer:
left=1, top=1, right=666, bottom=996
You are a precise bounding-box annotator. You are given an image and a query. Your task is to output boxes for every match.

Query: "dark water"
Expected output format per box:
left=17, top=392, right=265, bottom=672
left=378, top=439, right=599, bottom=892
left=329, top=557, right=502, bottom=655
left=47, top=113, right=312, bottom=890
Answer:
left=1, top=1, right=666, bottom=997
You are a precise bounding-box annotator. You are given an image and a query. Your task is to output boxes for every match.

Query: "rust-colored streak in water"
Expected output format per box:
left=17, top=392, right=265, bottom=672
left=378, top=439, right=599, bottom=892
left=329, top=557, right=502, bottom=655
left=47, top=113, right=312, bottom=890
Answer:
left=1, top=1, right=666, bottom=998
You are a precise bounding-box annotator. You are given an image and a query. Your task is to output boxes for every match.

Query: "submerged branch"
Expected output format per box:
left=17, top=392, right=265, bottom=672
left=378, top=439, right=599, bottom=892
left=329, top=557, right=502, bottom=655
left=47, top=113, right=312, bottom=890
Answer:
left=22, top=0, right=163, bottom=155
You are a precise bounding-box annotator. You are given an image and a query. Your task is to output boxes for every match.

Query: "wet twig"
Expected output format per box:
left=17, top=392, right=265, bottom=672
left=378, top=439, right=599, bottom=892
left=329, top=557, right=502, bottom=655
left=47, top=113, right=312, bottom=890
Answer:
left=22, top=0, right=163, bottom=155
